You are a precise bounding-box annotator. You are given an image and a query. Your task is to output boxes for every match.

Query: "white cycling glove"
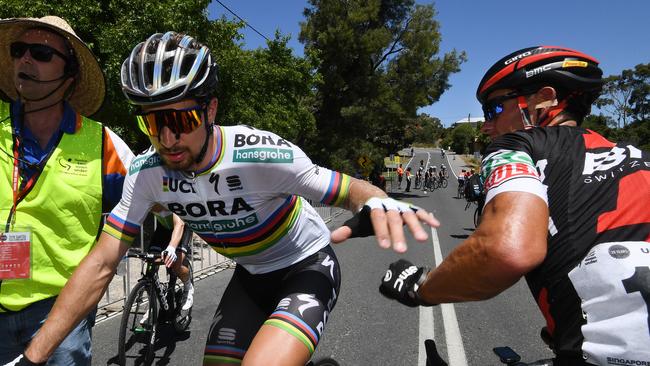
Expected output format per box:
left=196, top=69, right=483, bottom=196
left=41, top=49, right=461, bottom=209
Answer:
left=341, top=197, right=419, bottom=238
left=161, top=245, right=177, bottom=264
left=364, top=197, right=419, bottom=214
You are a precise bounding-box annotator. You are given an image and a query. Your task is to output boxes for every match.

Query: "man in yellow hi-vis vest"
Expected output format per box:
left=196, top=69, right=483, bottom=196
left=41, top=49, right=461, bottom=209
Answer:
left=0, top=16, right=133, bottom=365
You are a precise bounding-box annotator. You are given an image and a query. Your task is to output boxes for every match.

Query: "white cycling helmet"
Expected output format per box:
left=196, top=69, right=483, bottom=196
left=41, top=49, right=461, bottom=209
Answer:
left=121, top=31, right=218, bottom=105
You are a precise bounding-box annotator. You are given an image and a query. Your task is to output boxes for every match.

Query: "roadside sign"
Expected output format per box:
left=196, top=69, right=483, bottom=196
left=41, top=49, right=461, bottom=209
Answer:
left=358, top=156, right=372, bottom=169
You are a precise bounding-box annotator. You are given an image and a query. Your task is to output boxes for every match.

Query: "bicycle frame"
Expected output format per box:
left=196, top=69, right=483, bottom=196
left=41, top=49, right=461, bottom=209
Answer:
left=137, top=254, right=171, bottom=312
left=118, top=235, right=194, bottom=364
left=131, top=252, right=184, bottom=321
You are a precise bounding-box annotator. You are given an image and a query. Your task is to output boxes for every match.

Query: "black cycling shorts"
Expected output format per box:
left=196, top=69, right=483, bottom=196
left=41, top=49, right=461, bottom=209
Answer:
left=203, top=245, right=341, bottom=364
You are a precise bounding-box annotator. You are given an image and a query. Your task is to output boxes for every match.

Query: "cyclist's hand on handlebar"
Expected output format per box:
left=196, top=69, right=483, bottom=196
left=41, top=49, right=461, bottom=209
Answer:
left=4, top=354, right=45, bottom=366
left=161, top=245, right=177, bottom=268
left=330, top=197, right=439, bottom=253
left=379, top=259, right=433, bottom=307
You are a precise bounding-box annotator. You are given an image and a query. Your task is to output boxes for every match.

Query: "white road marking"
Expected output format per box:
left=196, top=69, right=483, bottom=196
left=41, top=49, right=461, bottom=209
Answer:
left=418, top=301, right=435, bottom=365
left=417, top=226, right=468, bottom=366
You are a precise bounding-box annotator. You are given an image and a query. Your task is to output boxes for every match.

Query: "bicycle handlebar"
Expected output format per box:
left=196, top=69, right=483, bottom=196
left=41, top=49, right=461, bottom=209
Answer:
left=126, top=252, right=164, bottom=263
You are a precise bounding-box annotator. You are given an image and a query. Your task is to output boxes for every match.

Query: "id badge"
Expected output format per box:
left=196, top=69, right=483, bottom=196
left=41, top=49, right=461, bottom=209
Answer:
left=0, top=230, right=31, bottom=280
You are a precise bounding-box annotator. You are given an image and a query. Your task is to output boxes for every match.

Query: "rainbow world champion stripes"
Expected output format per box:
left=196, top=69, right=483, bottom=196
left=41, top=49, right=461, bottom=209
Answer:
left=321, top=172, right=350, bottom=206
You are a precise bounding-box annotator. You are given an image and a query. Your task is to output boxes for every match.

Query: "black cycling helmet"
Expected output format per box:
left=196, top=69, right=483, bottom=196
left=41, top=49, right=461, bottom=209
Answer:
left=476, top=46, right=603, bottom=104
left=121, top=32, right=218, bottom=105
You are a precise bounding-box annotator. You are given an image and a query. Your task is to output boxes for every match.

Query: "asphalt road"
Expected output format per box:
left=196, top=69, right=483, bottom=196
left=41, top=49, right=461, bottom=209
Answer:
left=91, top=147, right=554, bottom=366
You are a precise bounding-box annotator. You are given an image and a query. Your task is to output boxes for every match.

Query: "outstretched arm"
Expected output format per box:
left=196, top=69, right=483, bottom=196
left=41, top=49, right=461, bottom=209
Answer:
left=24, top=233, right=129, bottom=363
left=330, top=177, right=439, bottom=253
left=417, top=191, right=548, bottom=303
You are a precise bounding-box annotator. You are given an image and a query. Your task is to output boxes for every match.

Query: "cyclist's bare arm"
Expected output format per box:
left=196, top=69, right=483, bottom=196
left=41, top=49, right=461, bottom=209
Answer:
left=25, top=232, right=129, bottom=363
left=417, top=191, right=548, bottom=304
left=168, top=214, right=185, bottom=248
left=330, top=177, right=439, bottom=253
left=159, top=213, right=186, bottom=268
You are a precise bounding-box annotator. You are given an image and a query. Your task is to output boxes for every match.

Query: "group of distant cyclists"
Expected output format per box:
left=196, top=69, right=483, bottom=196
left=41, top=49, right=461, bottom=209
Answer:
left=415, top=160, right=448, bottom=191
left=1, top=12, right=647, bottom=366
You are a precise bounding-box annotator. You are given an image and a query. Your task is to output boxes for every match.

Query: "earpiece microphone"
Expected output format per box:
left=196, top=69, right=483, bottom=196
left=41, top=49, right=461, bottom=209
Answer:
left=18, top=72, right=68, bottom=83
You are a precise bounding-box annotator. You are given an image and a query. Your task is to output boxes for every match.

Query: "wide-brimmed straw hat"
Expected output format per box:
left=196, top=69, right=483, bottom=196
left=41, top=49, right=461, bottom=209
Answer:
left=0, top=16, right=105, bottom=117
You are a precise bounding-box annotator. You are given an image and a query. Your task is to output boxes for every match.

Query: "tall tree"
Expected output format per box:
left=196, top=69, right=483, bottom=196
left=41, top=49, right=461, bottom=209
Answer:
left=216, top=35, right=318, bottom=146
left=1, top=1, right=316, bottom=150
left=593, top=62, right=649, bottom=149
left=405, top=113, right=443, bottom=145
left=300, top=0, right=465, bottom=170
left=597, top=73, right=635, bottom=129
left=449, top=123, right=475, bottom=155
left=596, top=63, right=649, bottom=129
left=628, top=63, right=650, bottom=122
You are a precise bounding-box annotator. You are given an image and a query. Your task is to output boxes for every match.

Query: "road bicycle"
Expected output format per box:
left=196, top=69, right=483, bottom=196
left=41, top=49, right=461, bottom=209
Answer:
left=457, top=180, right=465, bottom=199
left=415, top=174, right=423, bottom=189
left=464, top=198, right=481, bottom=228
left=117, top=228, right=194, bottom=365
left=425, top=176, right=439, bottom=191
left=423, top=175, right=435, bottom=191
left=424, top=339, right=553, bottom=366
left=437, top=175, right=448, bottom=189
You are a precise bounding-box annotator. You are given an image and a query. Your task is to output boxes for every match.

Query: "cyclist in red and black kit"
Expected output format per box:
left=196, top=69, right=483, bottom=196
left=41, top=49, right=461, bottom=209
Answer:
left=379, top=46, right=650, bottom=365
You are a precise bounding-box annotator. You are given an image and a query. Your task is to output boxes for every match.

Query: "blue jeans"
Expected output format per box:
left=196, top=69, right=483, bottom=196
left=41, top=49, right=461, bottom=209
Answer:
left=0, top=296, right=96, bottom=365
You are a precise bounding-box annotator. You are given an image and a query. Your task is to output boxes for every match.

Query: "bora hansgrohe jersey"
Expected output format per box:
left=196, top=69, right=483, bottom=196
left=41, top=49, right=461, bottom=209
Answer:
left=105, top=125, right=351, bottom=274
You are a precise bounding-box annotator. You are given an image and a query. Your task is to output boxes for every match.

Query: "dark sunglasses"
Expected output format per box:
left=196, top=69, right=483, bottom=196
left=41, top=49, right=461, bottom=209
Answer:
left=136, top=105, right=205, bottom=137
left=481, top=92, right=521, bottom=121
left=10, top=42, right=69, bottom=63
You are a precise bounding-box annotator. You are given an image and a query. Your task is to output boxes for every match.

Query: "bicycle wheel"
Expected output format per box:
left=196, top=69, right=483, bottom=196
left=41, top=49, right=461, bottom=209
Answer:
left=118, top=280, right=157, bottom=365
left=172, top=274, right=193, bottom=332
left=474, top=206, right=481, bottom=228
left=441, top=178, right=448, bottom=189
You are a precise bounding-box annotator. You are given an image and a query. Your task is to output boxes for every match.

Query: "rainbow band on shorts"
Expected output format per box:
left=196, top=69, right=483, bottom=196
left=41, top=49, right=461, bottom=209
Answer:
left=264, top=310, right=319, bottom=355
left=203, top=344, right=245, bottom=365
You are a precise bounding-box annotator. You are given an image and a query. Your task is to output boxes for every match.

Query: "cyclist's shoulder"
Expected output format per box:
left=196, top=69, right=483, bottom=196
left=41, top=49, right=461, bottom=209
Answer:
left=492, top=125, right=581, bottom=148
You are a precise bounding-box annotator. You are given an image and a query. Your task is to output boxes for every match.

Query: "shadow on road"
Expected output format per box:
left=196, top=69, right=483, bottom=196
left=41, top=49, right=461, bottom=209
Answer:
left=106, top=324, right=192, bottom=366
left=388, top=191, right=422, bottom=199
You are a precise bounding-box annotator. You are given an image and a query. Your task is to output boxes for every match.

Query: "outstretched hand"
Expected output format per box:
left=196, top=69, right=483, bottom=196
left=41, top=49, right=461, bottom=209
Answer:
left=330, top=197, right=439, bottom=253
left=379, top=259, right=432, bottom=307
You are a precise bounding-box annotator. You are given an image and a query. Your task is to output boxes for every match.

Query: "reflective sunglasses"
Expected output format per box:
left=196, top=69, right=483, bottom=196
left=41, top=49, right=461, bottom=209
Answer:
left=136, top=105, right=205, bottom=137
left=10, top=42, right=69, bottom=63
left=482, top=90, right=540, bottom=121
left=481, top=92, right=522, bottom=121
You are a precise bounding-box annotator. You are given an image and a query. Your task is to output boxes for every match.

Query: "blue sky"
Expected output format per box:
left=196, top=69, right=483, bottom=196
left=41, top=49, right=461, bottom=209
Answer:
left=208, top=0, right=650, bottom=127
